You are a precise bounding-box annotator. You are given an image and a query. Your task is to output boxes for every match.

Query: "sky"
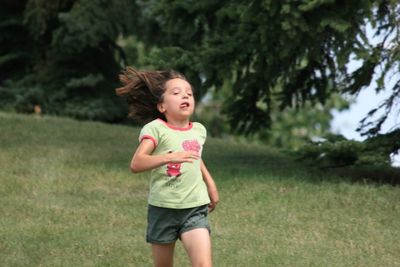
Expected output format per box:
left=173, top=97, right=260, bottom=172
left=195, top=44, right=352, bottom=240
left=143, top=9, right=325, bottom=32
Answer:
left=330, top=24, right=399, bottom=168
left=330, top=87, right=400, bottom=167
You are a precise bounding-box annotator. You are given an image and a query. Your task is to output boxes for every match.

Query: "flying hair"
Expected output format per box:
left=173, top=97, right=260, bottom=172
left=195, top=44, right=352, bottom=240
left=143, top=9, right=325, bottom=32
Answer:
left=115, top=67, right=188, bottom=124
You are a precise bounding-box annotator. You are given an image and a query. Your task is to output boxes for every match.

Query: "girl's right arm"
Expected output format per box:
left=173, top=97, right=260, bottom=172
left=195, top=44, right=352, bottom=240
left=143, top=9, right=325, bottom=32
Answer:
left=130, top=139, right=200, bottom=173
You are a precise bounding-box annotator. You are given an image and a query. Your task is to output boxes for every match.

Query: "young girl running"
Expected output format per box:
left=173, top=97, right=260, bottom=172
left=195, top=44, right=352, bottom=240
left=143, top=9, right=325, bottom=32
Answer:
left=116, top=67, right=219, bottom=267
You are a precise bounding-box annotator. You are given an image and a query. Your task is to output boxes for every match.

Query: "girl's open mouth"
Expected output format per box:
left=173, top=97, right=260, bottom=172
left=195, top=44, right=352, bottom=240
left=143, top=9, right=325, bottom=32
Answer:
left=180, top=102, right=190, bottom=109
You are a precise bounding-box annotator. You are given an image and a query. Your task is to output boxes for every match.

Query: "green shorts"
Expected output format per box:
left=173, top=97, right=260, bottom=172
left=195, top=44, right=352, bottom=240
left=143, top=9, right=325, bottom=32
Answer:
left=146, top=204, right=210, bottom=244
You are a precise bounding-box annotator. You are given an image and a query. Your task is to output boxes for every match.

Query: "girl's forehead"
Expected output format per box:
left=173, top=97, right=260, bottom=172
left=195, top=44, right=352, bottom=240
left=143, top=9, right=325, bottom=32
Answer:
left=165, top=78, right=192, bottom=91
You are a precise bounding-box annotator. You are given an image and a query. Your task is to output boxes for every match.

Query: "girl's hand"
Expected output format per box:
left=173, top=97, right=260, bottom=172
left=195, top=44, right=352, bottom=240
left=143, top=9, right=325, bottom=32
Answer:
left=200, top=160, right=219, bottom=213
left=166, top=151, right=200, bottom=163
left=208, top=187, right=219, bottom=213
left=130, top=140, right=199, bottom=173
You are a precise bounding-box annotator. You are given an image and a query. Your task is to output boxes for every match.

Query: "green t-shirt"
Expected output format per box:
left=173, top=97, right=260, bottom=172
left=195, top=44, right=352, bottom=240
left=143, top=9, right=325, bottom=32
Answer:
left=139, top=118, right=210, bottom=209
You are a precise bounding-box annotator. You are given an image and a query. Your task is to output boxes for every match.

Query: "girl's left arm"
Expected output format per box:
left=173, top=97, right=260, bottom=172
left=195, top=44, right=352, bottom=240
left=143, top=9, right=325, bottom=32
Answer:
left=201, top=160, right=219, bottom=212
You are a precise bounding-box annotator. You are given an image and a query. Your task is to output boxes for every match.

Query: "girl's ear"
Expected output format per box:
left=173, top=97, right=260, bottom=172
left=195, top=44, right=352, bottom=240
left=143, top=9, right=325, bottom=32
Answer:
left=157, top=103, right=165, bottom=113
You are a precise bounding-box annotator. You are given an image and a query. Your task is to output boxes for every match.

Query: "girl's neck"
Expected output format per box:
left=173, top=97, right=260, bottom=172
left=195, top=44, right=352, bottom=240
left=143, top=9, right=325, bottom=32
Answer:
left=166, top=119, right=190, bottom=129
left=163, top=116, right=191, bottom=128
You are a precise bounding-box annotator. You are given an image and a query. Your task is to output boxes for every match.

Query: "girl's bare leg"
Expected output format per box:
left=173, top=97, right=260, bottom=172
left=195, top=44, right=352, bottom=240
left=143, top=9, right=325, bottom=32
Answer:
left=181, top=228, right=212, bottom=267
left=151, top=242, right=176, bottom=267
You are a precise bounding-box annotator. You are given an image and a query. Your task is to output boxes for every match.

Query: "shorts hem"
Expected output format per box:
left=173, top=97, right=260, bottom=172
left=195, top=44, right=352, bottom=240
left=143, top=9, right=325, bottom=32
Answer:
left=146, top=238, right=177, bottom=244
left=178, top=225, right=211, bottom=238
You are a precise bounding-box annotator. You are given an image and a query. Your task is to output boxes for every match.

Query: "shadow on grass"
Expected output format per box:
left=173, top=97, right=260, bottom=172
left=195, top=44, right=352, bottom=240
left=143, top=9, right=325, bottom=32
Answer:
left=203, top=139, right=400, bottom=187
left=322, top=165, right=400, bottom=186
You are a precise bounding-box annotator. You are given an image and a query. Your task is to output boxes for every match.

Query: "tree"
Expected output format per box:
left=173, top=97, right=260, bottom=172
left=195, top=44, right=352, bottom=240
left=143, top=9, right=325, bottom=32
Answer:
left=0, top=0, right=35, bottom=111
left=0, top=0, right=138, bottom=121
left=1, top=0, right=398, bottom=165
left=195, top=82, right=350, bottom=150
left=136, top=0, right=399, bottom=137
left=130, top=0, right=399, bottom=167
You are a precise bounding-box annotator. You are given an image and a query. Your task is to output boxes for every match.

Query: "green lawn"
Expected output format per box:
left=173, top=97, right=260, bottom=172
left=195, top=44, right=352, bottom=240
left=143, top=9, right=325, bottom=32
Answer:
left=0, top=112, right=399, bottom=267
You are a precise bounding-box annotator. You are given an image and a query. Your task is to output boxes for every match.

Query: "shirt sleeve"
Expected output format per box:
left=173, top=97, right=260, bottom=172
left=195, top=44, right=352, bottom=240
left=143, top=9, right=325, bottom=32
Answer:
left=138, top=122, right=159, bottom=148
left=195, top=122, right=207, bottom=145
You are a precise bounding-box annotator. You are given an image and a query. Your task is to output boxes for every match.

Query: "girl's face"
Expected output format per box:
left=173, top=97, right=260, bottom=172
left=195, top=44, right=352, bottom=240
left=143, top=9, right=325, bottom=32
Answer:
left=157, top=78, right=195, bottom=122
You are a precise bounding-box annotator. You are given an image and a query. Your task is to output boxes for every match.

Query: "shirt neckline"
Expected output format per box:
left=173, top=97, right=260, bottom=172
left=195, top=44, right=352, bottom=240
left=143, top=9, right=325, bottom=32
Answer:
left=157, top=118, right=193, bottom=131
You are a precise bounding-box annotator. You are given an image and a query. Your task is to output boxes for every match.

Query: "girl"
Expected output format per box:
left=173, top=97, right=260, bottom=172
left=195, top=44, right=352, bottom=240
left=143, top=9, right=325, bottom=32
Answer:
left=116, top=67, right=219, bottom=267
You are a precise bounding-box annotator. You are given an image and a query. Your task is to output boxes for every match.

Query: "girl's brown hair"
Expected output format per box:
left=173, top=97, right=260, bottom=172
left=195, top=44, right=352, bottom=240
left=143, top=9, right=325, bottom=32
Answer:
left=115, top=67, right=188, bottom=124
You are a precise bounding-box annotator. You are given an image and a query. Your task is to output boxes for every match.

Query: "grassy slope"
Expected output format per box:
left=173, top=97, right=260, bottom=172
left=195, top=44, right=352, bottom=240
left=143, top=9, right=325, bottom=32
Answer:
left=0, top=112, right=399, bottom=267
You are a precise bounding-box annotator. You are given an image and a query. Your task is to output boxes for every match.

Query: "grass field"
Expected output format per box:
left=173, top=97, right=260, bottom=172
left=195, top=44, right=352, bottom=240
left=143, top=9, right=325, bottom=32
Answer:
left=1, top=112, right=399, bottom=267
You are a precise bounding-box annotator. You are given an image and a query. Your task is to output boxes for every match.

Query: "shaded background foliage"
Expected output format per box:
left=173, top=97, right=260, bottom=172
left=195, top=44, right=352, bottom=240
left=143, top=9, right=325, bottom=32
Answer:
left=0, top=0, right=399, bottom=167
left=138, top=0, right=399, bottom=135
left=0, top=0, right=138, bottom=121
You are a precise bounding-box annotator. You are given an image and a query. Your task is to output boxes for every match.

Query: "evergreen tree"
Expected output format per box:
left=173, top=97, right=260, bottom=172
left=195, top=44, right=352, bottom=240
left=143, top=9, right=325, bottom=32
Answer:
left=133, top=0, right=399, bottom=166
left=0, top=0, right=35, bottom=111
left=137, top=0, right=399, bottom=137
left=0, top=0, right=138, bottom=121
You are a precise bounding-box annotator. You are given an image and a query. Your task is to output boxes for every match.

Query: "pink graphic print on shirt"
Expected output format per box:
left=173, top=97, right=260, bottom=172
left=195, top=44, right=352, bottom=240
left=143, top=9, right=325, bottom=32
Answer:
left=182, top=139, right=201, bottom=153
left=166, top=162, right=182, bottom=177
left=166, top=139, right=201, bottom=177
